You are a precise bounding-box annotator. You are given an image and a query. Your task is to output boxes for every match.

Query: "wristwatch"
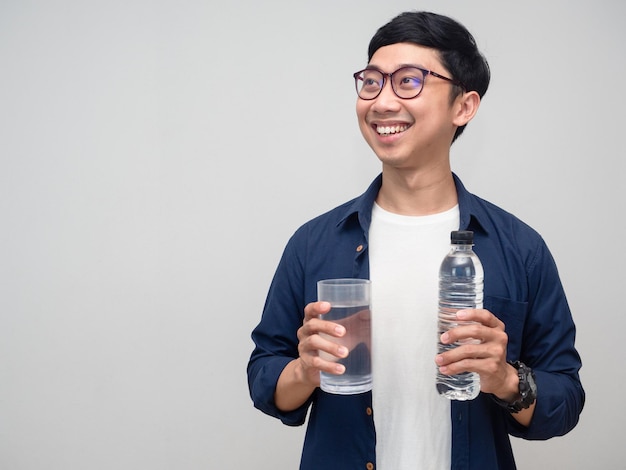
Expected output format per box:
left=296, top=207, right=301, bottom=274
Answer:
left=492, top=361, right=537, bottom=413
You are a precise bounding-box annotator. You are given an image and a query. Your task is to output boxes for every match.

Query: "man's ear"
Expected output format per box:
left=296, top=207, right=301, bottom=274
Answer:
left=453, top=91, right=481, bottom=127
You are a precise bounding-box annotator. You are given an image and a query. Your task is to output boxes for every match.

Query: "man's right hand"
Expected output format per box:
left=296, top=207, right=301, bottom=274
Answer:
left=274, top=301, right=348, bottom=411
left=296, top=301, right=349, bottom=385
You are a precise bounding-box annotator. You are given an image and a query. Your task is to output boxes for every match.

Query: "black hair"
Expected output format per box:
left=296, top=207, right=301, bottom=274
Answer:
left=368, top=11, right=490, bottom=142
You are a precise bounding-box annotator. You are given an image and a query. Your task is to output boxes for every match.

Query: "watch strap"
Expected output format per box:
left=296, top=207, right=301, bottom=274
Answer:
left=491, top=361, right=537, bottom=413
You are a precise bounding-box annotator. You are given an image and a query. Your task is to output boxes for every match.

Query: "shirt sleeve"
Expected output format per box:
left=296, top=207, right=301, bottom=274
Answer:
left=247, top=229, right=313, bottom=426
left=507, top=238, right=585, bottom=439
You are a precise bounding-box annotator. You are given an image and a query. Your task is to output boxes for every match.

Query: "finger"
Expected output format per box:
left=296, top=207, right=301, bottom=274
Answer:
left=436, top=337, right=507, bottom=371
left=438, top=329, right=501, bottom=358
left=299, top=335, right=348, bottom=375
left=297, top=347, right=345, bottom=379
left=303, top=301, right=331, bottom=321
left=456, top=309, right=504, bottom=329
left=311, top=332, right=349, bottom=356
left=437, top=356, right=482, bottom=376
left=306, top=353, right=346, bottom=375
left=437, top=351, right=507, bottom=379
left=440, top=323, right=487, bottom=345
left=437, top=341, right=486, bottom=365
left=298, top=317, right=346, bottom=341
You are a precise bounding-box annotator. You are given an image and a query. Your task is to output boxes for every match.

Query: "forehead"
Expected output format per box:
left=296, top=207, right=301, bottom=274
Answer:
left=368, top=43, right=444, bottom=72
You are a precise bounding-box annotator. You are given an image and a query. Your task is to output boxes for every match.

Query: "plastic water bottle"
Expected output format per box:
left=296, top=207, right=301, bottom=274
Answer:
left=436, top=230, right=483, bottom=400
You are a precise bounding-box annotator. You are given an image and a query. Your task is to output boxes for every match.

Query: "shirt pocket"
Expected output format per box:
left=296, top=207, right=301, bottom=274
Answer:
left=484, top=295, right=528, bottom=360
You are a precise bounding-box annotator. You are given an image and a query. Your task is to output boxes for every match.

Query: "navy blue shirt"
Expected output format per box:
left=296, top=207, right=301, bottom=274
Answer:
left=248, top=174, right=584, bottom=470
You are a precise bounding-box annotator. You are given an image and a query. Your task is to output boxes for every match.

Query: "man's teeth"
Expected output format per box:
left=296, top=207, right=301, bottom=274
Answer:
left=376, top=124, right=409, bottom=135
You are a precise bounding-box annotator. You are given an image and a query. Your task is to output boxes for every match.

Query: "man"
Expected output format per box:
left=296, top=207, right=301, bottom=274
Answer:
left=247, top=11, right=584, bottom=470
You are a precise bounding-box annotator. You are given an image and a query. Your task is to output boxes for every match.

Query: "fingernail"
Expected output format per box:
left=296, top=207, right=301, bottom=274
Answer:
left=335, top=325, right=345, bottom=336
left=456, top=310, right=468, bottom=319
left=435, top=355, right=443, bottom=365
left=441, top=332, right=450, bottom=343
left=338, top=346, right=348, bottom=356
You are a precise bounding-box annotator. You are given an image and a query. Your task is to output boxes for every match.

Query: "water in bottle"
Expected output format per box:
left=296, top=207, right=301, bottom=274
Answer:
left=436, top=230, right=483, bottom=400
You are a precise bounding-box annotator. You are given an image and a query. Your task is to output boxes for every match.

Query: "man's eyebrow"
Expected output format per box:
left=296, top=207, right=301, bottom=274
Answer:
left=365, top=63, right=425, bottom=71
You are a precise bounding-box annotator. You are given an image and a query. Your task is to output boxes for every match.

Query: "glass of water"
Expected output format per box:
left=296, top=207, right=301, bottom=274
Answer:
left=317, top=278, right=372, bottom=395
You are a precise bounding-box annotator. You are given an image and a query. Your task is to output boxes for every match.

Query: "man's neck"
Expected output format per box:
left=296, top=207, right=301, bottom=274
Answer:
left=376, top=165, right=458, bottom=216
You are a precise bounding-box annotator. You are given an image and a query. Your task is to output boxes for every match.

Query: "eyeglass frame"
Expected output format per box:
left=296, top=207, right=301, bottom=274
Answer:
left=353, top=66, right=467, bottom=100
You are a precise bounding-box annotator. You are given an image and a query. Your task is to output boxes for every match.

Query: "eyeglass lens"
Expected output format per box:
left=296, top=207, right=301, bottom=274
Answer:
left=355, top=67, right=426, bottom=100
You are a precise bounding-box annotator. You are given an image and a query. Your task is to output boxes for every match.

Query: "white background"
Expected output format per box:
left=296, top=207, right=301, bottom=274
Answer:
left=1, top=0, right=624, bottom=468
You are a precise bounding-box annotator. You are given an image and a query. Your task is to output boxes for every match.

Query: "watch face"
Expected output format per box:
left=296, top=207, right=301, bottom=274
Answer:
left=519, top=364, right=537, bottom=406
left=515, top=362, right=537, bottom=406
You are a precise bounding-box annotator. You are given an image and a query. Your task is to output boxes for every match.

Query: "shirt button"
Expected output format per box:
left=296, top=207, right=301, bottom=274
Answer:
left=366, top=407, right=373, bottom=416
left=356, top=244, right=364, bottom=252
left=366, top=463, right=374, bottom=470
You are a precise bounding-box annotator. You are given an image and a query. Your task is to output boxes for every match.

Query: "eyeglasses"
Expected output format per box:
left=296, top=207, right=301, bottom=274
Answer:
left=353, top=66, right=466, bottom=100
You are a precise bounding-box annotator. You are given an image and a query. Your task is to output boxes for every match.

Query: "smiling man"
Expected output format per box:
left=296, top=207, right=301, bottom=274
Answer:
left=248, top=11, right=584, bottom=470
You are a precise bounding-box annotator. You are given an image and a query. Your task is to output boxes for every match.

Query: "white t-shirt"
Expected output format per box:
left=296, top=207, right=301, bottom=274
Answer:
left=369, top=202, right=459, bottom=469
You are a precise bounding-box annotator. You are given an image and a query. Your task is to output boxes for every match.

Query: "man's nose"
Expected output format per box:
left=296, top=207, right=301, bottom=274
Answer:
left=371, top=80, right=401, bottom=112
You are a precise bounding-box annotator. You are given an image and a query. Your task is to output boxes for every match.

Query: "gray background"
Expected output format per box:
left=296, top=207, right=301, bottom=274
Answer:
left=1, top=0, right=624, bottom=468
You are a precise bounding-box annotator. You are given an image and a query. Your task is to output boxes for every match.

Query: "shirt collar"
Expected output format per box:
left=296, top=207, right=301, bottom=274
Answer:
left=337, top=172, right=489, bottom=236
left=453, top=173, right=489, bottom=236
left=336, top=174, right=382, bottom=235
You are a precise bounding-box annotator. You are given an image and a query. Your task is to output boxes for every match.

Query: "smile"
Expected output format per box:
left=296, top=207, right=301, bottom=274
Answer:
left=376, top=124, right=410, bottom=136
